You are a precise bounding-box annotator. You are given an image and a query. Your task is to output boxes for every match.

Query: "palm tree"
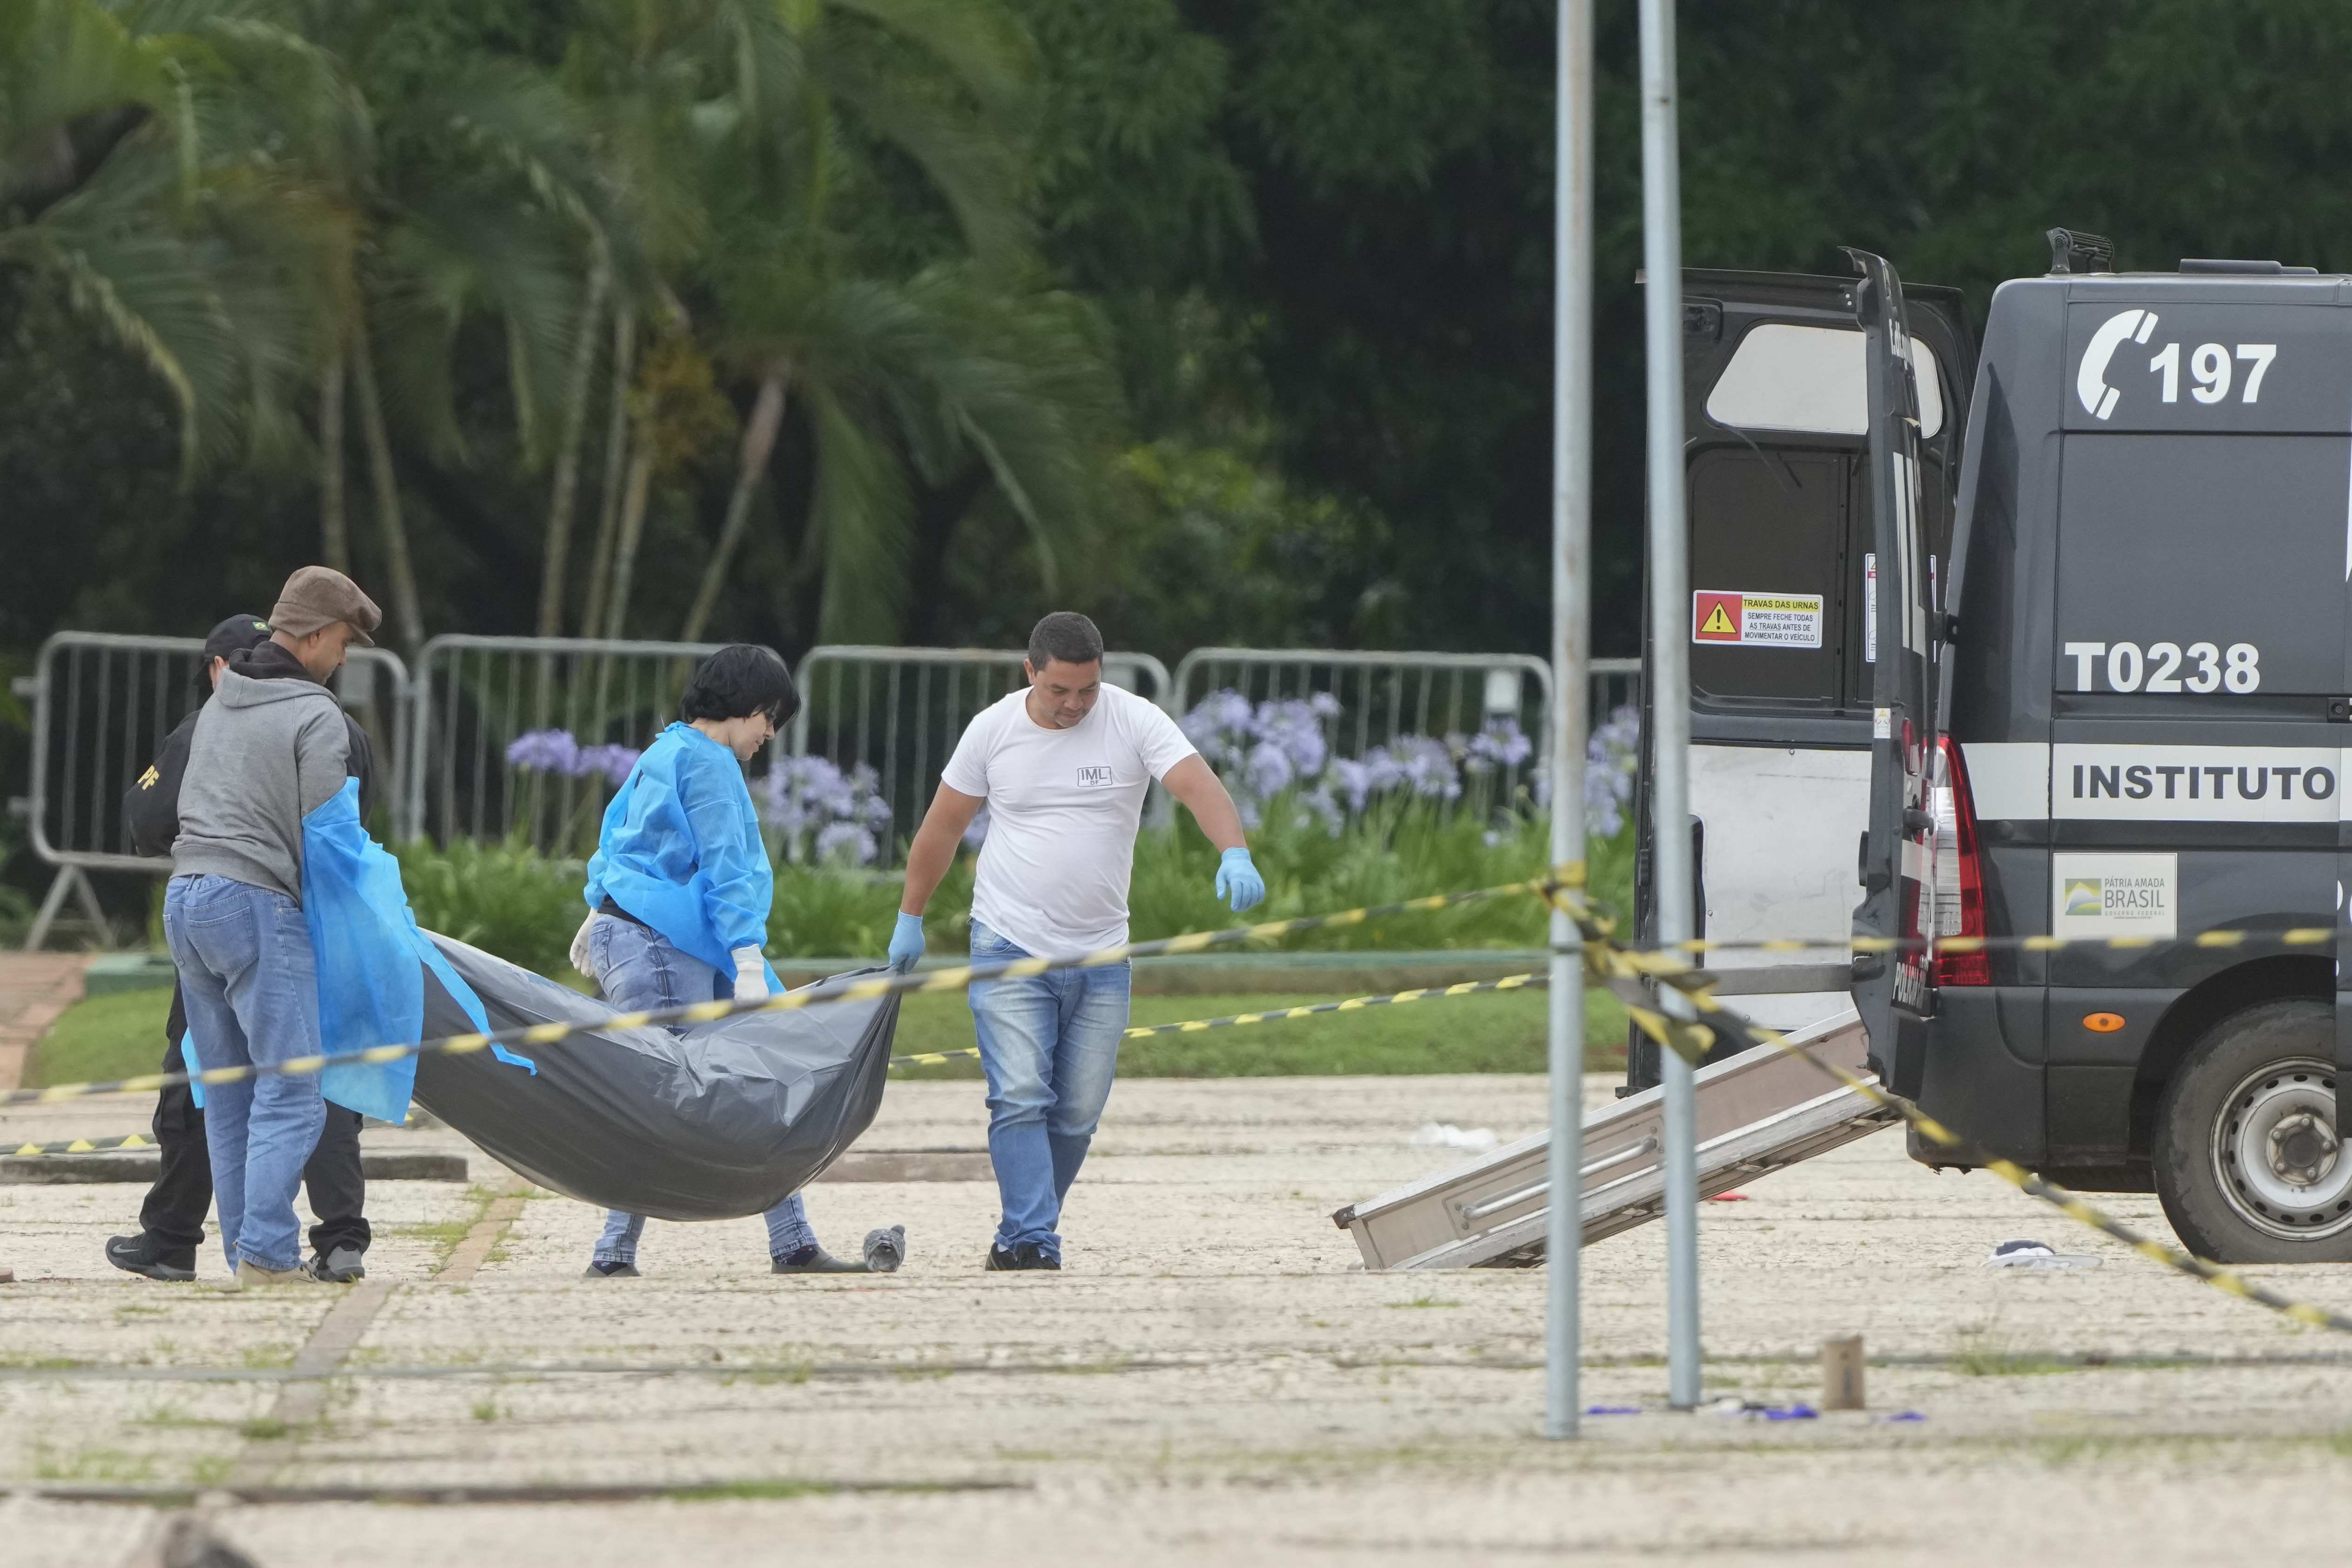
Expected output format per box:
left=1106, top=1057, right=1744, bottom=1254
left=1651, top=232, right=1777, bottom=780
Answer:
left=654, top=0, right=1136, bottom=643
left=264, top=0, right=621, bottom=657
left=0, top=0, right=354, bottom=474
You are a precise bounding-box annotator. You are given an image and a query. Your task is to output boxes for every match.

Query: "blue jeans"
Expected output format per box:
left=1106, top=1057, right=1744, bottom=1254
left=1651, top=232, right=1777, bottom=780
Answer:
left=162, top=874, right=327, bottom=1274
left=587, top=916, right=818, bottom=1265
left=967, top=919, right=1131, bottom=1257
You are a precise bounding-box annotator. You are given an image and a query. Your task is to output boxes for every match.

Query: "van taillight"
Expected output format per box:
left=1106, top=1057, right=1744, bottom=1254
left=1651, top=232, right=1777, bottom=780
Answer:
left=1930, top=737, right=1990, bottom=986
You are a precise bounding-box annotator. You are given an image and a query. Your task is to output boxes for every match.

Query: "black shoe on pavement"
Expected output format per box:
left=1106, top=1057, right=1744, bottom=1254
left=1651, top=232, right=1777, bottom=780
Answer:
left=305, top=1245, right=366, bottom=1284
left=582, top=1259, right=641, bottom=1278
left=771, top=1244, right=866, bottom=1274
left=105, top=1234, right=195, bottom=1282
left=983, top=1241, right=1060, bottom=1272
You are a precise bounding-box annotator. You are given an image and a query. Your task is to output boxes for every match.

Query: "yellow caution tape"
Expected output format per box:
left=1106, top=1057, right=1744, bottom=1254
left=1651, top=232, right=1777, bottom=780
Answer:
left=1539, top=883, right=2352, bottom=1336
left=889, top=973, right=1547, bottom=1068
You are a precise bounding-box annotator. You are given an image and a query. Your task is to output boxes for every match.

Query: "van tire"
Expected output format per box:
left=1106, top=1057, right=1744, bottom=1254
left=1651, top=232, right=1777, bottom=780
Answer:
left=2152, top=999, right=2352, bottom=1264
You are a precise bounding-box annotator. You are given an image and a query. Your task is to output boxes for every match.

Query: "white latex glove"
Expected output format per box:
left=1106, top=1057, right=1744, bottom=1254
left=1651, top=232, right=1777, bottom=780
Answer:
left=569, top=912, right=600, bottom=981
left=731, top=945, right=770, bottom=1002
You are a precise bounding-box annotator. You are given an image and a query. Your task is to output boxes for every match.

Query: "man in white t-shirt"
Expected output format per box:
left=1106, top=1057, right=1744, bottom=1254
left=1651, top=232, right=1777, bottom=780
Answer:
left=889, top=612, right=1264, bottom=1271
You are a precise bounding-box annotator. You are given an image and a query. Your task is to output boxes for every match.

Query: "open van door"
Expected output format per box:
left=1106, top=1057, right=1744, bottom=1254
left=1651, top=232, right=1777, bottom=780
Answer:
left=1845, top=249, right=1941, bottom=1097
left=1626, top=259, right=1972, bottom=1092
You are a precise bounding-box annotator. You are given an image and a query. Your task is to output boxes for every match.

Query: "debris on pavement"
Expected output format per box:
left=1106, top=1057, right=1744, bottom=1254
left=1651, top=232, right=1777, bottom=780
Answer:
left=1408, top=1122, right=1499, bottom=1151
left=1983, top=1238, right=2101, bottom=1269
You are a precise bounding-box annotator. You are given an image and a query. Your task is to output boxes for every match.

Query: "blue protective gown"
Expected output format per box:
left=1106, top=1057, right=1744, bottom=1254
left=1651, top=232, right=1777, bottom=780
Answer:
left=187, top=782, right=506, bottom=1115
left=583, top=723, right=781, bottom=990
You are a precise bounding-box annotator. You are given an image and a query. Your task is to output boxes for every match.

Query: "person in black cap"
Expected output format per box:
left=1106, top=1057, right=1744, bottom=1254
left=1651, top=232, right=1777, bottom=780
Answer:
left=103, top=614, right=378, bottom=1284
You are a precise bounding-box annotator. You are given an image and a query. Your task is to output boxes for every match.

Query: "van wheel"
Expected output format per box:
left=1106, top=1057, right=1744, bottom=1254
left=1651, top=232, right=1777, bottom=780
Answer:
left=2153, top=999, right=2352, bottom=1264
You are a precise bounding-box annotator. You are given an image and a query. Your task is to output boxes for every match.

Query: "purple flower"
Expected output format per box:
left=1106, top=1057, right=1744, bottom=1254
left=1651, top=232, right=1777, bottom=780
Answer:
left=1585, top=705, right=1642, bottom=835
left=1329, top=757, right=1372, bottom=814
left=506, top=729, right=580, bottom=773
left=577, top=743, right=642, bottom=785
left=760, top=754, right=893, bottom=862
left=814, top=822, right=879, bottom=867
left=1245, top=739, right=1295, bottom=798
left=1179, top=691, right=1257, bottom=766
left=1467, top=718, right=1533, bottom=771
left=1252, top=698, right=1330, bottom=777
left=506, top=730, right=641, bottom=784
left=1392, top=736, right=1462, bottom=800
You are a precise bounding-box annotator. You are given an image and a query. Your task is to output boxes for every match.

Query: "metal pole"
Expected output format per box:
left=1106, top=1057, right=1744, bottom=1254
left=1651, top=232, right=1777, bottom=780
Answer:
left=1542, top=0, right=1594, bottom=1443
left=1637, top=0, right=1702, bottom=1412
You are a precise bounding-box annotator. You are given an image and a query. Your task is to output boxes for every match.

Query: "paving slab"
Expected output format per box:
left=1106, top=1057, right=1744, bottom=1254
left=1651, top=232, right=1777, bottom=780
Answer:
left=6, top=1073, right=2352, bottom=1565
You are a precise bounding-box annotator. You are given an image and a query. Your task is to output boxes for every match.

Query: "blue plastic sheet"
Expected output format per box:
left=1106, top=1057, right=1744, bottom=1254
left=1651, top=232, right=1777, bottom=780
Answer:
left=300, top=778, right=500, bottom=1122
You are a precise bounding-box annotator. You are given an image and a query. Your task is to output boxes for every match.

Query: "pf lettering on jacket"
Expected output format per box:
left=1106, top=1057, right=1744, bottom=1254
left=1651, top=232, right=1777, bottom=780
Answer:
left=2053, top=745, right=2340, bottom=821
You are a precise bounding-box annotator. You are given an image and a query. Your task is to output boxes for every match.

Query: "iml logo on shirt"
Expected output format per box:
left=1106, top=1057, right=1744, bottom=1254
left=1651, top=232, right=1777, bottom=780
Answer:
left=1075, top=765, right=1115, bottom=788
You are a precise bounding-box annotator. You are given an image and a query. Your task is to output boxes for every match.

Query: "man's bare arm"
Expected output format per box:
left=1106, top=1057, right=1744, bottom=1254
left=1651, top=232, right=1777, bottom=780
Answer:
left=899, top=782, right=985, bottom=916
left=1160, top=755, right=1247, bottom=852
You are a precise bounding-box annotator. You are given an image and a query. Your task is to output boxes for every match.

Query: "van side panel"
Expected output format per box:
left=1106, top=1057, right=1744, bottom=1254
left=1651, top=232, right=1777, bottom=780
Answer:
left=1937, top=273, right=2352, bottom=1184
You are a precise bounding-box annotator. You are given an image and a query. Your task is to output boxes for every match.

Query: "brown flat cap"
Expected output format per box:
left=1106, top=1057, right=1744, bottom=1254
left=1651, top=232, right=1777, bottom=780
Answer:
left=271, top=566, right=383, bottom=647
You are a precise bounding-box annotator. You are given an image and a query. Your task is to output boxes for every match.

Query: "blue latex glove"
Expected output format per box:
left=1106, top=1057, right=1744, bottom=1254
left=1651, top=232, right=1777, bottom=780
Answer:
left=1214, top=846, right=1265, bottom=912
left=887, top=911, right=927, bottom=973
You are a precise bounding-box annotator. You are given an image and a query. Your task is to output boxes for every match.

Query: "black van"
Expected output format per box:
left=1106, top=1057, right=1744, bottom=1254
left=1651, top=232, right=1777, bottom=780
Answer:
left=1647, top=235, right=2352, bottom=1264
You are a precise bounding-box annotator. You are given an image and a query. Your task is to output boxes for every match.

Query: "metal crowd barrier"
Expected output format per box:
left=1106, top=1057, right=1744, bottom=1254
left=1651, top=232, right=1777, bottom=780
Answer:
left=11, top=632, right=409, bottom=949
left=402, top=635, right=787, bottom=854
left=789, top=646, right=1171, bottom=861
left=1588, top=656, right=1641, bottom=722
left=10, top=632, right=1638, bottom=942
left=1169, top=647, right=1572, bottom=806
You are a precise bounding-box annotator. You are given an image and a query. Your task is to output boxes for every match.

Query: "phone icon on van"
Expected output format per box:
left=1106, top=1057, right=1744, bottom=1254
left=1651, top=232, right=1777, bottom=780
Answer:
left=2076, top=308, right=2161, bottom=420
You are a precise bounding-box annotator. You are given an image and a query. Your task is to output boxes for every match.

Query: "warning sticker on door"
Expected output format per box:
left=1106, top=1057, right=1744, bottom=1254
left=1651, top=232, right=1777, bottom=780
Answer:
left=2051, top=852, right=2178, bottom=943
left=1692, top=590, right=1824, bottom=648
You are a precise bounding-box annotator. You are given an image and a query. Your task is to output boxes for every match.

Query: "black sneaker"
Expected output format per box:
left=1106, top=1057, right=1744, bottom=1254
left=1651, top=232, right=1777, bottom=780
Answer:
left=984, top=1241, right=1061, bottom=1271
left=105, top=1234, right=195, bottom=1282
left=582, top=1259, right=641, bottom=1278
left=770, top=1244, right=865, bottom=1274
left=305, top=1246, right=366, bottom=1284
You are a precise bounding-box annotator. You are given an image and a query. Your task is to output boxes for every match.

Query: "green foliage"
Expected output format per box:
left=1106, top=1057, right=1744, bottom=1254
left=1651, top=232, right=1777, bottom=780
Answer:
left=1129, top=798, right=1589, bottom=951
left=24, top=987, right=169, bottom=1088
left=1105, top=439, right=1397, bottom=654
left=385, top=804, right=1620, bottom=978
left=767, top=855, right=975, bottom=957
left=394, top=836, right=586, bottom=977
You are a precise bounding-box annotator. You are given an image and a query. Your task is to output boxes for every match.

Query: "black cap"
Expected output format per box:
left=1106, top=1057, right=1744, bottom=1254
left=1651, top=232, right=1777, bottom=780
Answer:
left=203, top=615, right=274, bottom=662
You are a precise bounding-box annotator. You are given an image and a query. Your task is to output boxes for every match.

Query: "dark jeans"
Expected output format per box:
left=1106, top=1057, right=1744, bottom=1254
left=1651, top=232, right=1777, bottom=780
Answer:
left=137, top=1026, right=372, bottom=1270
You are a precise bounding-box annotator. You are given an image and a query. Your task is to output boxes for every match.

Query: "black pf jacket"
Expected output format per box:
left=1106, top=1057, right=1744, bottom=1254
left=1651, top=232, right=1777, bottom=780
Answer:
left=126, top=655, right=378, bottom=1042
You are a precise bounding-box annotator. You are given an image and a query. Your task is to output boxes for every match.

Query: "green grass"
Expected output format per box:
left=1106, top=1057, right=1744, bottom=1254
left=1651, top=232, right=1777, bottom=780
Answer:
left=27, top=974, right=1625, bottom=1087
left=890, top=985, right=1626, bottom=1079
left=24, top=987, right=171, bottom=1088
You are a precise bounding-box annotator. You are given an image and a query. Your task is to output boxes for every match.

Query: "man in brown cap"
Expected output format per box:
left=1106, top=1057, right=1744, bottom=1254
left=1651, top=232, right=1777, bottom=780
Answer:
left=109, top=611, right=381, bottom=1284
left=162, top=567, right=385, bottom=1288
left=269, top=565, right=382, bottom=665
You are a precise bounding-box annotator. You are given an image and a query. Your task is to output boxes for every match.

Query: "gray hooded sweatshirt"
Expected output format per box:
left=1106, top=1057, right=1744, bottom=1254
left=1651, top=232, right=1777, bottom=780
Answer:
left=171, top=642, right=352, bottom=902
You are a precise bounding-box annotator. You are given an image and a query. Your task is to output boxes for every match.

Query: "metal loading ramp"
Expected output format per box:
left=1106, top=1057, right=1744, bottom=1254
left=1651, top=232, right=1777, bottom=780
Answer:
left=1333, top=1011, right=1892, bottom=1270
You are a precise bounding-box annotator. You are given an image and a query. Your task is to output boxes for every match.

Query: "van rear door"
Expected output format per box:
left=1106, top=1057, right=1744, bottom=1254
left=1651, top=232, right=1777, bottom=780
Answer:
left=1845, top=250, right=1941, bottom=1096
left=1627, top=261, right=1970, bottom=1091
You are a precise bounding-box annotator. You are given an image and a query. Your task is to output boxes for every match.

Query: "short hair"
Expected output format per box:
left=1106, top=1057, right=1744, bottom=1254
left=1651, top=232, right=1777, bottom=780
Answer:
left=680, top=644, right=799, bottom=728
left=1027, top=612, right=1104, bottom=670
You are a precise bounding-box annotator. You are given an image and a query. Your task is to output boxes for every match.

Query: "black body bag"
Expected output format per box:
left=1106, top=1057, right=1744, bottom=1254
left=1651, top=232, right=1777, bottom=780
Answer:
left=413, top=935, right=899, bottom=1221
